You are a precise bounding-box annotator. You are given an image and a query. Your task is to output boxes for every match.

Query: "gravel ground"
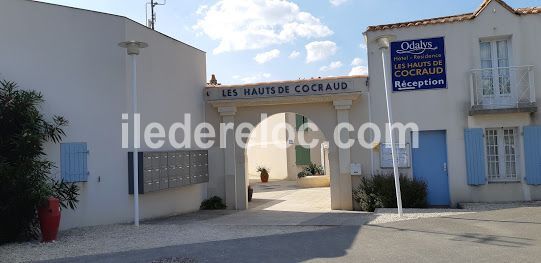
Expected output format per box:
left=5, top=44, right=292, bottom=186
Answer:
left=459, top=201, right=541, bottom=211
left=0, top=223, right=327, bottom=262
left=150, top=257, right=196, bottom=263
left=3, top=202, right=539, bottom=263
left=369, top=208, right=474, bottom=224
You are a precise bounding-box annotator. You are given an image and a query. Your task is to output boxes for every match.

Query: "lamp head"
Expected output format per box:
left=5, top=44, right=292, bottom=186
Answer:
left=374, top=35, right=396, bottom=50
left=118, top=41, right=149, bottom=55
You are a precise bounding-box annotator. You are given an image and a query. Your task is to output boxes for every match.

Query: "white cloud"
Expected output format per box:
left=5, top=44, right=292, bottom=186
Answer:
left=360, top=42, right=367, bottom=50
left=235, top=73, right=272, bottom=84
left=320, top=61, right=343, bottom=71
left=254, top=49, right=281, bottom=64
left=196, top=5, right=208, bottom=15
left=330, top=0, right=348, bottom=6
left=351, top=57, right=364, bottom=66
left=305, top=41, right=337, bottom=63
left=288, top=50, right=301, bottom=59
left=194, top=0, right=333, bottom=54
left=349, top=66, right=368, bottom=76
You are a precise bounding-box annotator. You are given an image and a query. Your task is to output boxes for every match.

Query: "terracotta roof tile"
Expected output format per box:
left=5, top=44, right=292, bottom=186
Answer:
left=366, top=0, right=541, bottom=32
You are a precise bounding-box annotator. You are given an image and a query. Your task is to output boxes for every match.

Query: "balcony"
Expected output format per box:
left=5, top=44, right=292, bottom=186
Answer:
left=470, top=65, right=537, bottom=115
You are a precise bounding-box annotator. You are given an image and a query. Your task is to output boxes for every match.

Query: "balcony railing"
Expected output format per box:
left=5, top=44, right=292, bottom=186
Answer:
left=470, top=65, right=536, bottom=113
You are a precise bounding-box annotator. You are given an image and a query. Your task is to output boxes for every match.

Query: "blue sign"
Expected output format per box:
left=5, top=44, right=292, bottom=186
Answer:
left=390, top=37, right=447, bottom=92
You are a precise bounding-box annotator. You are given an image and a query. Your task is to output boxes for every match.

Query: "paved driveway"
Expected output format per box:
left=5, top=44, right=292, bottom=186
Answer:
left=249, top=180, right=331, bottom=212
left=43, top=206, right=541, bottom=263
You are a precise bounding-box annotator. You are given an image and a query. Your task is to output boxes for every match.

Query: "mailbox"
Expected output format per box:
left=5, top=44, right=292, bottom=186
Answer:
left=129, top=150, right=209, bottom=194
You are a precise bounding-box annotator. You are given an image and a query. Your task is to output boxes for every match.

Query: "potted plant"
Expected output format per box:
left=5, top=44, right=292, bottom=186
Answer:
left=0, top=80, right=79, bottom=244
left=256, top=166, right=270, bottom=183
left=38, top=180, right=80, bottom=242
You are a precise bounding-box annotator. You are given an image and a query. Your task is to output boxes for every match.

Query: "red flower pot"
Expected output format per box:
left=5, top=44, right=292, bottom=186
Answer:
left=38, top=197, right=61, bottom=242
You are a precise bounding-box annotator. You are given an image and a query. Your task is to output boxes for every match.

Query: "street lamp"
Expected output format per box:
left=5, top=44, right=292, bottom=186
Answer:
left=118, top=40, right=148, bottom=226
left=375, top=35, right=403, bottom=217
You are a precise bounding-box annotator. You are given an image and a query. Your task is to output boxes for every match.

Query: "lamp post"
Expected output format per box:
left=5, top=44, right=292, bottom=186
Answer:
left=118, top=41, right=148, bottom=226
left=375, top=35, right=403, bottom=217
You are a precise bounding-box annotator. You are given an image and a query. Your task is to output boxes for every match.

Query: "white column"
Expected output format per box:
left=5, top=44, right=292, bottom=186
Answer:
left=333, top=100, right=353, bottom=210
left=218, top=106, right=238, bottom=209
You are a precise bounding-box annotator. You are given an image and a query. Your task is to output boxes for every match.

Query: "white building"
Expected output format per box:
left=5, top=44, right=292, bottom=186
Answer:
left=0, top=0, right=207, bottom=230
left=1, top=0, right=540, bottom=230
left=364, top=0, right=541, bottom=205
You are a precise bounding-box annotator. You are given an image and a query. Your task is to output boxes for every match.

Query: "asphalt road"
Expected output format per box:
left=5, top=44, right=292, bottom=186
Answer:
left=45, top=207, right=541, bottom=263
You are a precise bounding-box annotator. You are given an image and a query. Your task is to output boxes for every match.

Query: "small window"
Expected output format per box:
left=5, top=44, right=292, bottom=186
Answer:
left=295, top=145, right=311, bottom=165
left=484, top=128, right=518, bottom=182
left=61, top=143, right=89, bottom=182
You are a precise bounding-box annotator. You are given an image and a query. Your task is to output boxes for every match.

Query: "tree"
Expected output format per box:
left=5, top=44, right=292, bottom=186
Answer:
left=0, top=80, right=78, bottom=244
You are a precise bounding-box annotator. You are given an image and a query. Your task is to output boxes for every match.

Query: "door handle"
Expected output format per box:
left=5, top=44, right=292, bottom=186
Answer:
left=443, top=162, right=447, bottom=172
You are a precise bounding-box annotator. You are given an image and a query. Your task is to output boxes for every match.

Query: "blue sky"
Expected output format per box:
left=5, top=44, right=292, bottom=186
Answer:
left=39, top=0, right=540, bottom=85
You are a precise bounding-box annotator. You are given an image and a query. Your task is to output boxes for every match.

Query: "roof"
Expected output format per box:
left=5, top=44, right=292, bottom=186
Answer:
left=29, top=0, right=205, bottom=53
left=366, top=0, right=541, bottom=32
left=206, top=75, right=367, bottom=89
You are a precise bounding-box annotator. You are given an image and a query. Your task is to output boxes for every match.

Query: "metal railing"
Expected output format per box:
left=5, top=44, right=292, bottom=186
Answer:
left=470, top=65, right=536, bottom=109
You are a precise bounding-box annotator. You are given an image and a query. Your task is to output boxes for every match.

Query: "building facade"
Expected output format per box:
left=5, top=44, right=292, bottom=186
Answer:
left=365, top=0, right=541, bottom=205
left=1, top=0, right=540, bottom=230
left=0, top=0, right=207, bottom=230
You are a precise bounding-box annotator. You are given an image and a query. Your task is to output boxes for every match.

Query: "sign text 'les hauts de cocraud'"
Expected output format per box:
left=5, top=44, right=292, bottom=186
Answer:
left=391, top=37, right=447, bottom=92
left=207, top=79, right=355, bottom=101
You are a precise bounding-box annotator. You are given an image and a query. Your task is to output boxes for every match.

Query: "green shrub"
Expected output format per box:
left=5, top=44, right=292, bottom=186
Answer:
left=353, top=172, right=427, bottom=212
left=297, top=163, right=324, bottom=178
left=0, top=80, right=78, bottom=244
left=200, top=196, right=227, bottom=210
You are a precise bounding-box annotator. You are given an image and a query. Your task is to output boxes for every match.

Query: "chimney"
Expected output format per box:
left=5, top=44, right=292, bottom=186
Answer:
left=209, top=74, right=220, bottom=86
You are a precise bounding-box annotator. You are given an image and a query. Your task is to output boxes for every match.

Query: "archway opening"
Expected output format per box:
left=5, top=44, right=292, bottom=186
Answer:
left=245, top=112, right=332, bottom=212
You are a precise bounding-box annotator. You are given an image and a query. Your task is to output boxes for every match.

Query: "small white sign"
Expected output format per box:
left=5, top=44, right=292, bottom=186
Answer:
left=380, top=143, right=410, bottom=168
left=351, top=163, right=362, bottom=175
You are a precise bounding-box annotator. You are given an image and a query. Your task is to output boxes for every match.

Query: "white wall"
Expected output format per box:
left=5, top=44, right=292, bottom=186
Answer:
left=365, top=0, right=541, bottom=204
left=0, top=0, right=207, bottom=229
left=285, top=112, right=328, bottom=180
left=246, top=113, right=289, bottom=180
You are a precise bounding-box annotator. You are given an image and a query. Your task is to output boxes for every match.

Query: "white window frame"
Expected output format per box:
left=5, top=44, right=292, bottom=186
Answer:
left=479, top=38, right=513, bottom=104
left=484, top=127, right=520, bottom=183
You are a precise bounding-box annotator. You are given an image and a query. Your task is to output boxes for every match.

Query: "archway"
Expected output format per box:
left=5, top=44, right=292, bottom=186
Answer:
left=205, top=76, right=369, bottom=211
left=245, top=112, right=331, bottom=211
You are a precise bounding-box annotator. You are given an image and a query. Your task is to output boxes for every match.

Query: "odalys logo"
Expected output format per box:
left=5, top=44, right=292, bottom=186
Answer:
left=396, top=40, right=438, bottom=55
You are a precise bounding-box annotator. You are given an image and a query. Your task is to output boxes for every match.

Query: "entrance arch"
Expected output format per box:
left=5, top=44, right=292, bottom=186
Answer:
left=245, top=112, right=331, bottom=210
left=205, top=76, right=368, bottom=211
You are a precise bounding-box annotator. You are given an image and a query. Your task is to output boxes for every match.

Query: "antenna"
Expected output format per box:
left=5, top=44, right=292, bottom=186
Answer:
left=146, top=0, right=166, bottom=30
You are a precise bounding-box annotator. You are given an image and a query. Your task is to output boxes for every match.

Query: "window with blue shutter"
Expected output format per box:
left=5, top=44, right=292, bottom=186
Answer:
left=61, top=143, right=89, bottom=182
left=524, top=125, right=541, bottom=185
left=464, top=128, right=487, bottom=185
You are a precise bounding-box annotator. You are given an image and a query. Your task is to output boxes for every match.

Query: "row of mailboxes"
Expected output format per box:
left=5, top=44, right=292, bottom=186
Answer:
left=128, top=150, right=209, bottom=194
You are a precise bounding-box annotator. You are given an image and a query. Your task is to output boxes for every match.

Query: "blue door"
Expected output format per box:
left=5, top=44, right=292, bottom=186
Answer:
left=412, top=130, right=450, bottom=206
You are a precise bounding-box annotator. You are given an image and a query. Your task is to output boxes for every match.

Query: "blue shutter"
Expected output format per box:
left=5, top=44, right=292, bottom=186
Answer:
left=524, top=125, right=541, bottom=185
left=464, top=128, right=487, bottom=185
left=61, top=143, right=89, bottom=182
